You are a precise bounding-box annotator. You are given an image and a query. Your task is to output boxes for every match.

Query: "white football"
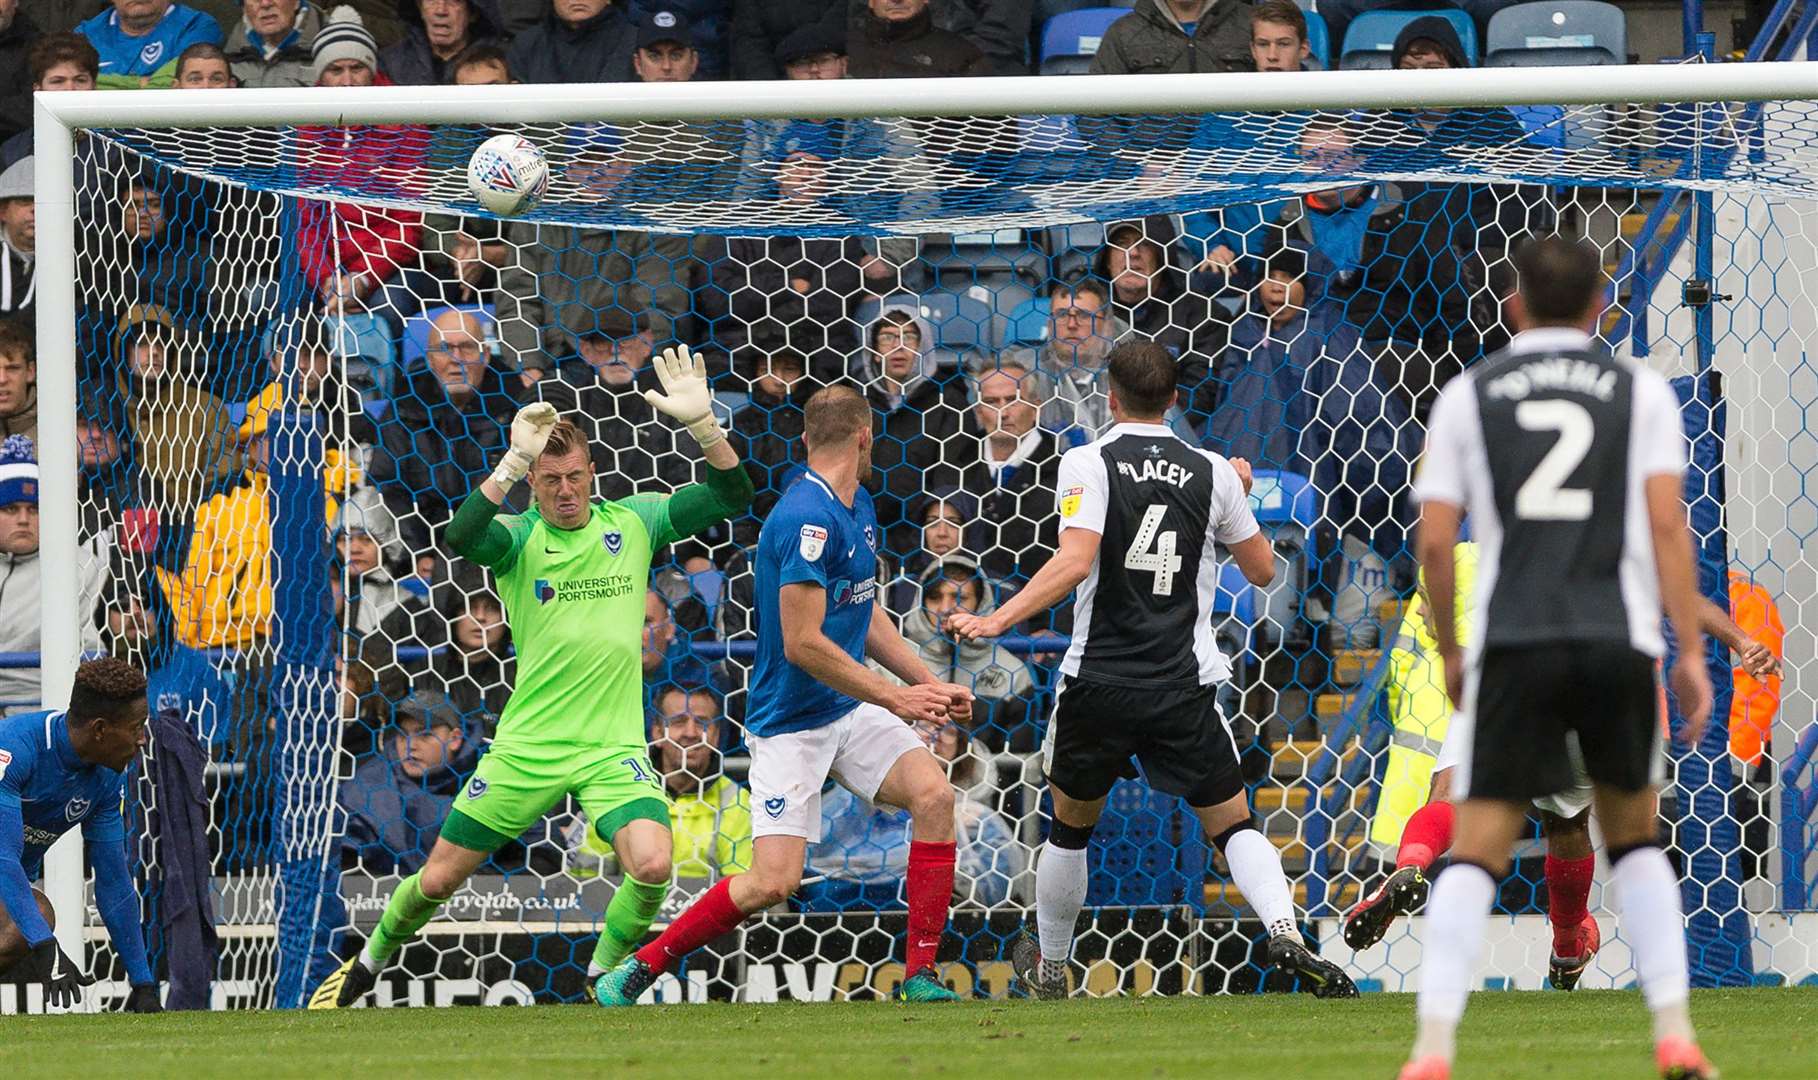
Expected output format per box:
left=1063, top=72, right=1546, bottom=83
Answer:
left=467, top=133, right=549, bottom=217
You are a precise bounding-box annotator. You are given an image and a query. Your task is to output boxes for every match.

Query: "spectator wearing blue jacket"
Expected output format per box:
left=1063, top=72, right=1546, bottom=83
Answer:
left=338, top=689, right=479, bottom=874
left=79, top=0, right=222, bottom=89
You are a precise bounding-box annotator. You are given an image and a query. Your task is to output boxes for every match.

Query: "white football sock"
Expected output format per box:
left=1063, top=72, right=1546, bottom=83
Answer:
left=1222, top=828, right=1299, bottom=942
left=358, top=940, right=384, bottom=975
left=1612, top=847, right=1694, bottom=1043
left=1412, top=863, right=1496, bottom=1063
left=1035, top=841, right=1089, bottom=979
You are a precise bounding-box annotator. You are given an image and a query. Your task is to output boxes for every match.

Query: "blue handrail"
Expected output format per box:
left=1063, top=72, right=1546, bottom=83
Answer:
left=1779, top=717, right=1818, bottom=910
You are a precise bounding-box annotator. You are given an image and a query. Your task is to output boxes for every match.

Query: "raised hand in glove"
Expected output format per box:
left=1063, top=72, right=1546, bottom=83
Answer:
left=491, top=401, right=560, bottom=488
left=123, top=984, right=164, bottom=1014
left=642, top=345, right=724, bottom=449
left=22, top=939, right=95, bottom=1010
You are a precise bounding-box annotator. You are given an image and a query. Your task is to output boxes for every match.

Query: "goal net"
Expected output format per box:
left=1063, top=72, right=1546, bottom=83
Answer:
left=18, top=67, right=1817, bottom=1010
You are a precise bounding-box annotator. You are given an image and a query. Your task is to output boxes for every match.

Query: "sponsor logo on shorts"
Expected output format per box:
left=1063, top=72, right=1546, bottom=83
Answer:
left=603, top=530, right=623, bottom=555
left=23, top=825, right=58, bottom=846
left=762, top=795, right=786, bottom=819
left=1059, top=485, right=1084, bottom=518
left=830, top=577, right=877, bottom=607
left=799, top=525, right=828, bottom=562
left=533, top=575, right=635, bottom=604
left=65, top=797, right=91, bottom=822
left=467, top=777, right=488, bottom=800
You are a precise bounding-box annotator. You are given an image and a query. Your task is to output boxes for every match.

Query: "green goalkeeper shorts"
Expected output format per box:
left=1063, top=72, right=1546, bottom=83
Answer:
left=441, top=742, right=669, bottom=852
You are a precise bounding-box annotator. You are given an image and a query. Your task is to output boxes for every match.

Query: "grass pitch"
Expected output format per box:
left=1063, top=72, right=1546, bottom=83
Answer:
left=5, top=988, right=1812, bottom=1079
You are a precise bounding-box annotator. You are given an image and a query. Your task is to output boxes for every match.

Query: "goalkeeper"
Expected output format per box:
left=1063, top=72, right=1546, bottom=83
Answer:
left=311, top=345, right=752, bottom=1009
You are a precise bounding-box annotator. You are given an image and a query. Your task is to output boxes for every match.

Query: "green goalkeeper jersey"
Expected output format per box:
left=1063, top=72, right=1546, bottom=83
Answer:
left=444, top=463, right=755, bottom=755
left=486, top=496, right=675, bottom=751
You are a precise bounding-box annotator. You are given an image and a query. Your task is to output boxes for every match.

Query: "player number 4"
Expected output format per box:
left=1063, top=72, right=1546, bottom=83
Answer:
left=1124, top=504, right=1182, bottom=596
left=1514, top=400, right=1594, bottom=521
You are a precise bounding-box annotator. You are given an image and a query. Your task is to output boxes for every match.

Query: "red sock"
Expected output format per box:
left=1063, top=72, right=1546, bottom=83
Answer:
left=1545, top=854, right=1595, bottom=943
left=635, top=877, right=746, bottom=974
left=1396, top=801, right=1455, bottom=870
left=905, top=840, right=957, bottom=974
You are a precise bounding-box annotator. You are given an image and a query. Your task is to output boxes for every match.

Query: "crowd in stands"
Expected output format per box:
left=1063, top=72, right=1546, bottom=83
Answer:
left=0, top=0, right=1639, bottom=902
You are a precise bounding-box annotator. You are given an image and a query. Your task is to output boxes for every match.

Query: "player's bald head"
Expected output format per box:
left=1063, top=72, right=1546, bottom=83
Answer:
left=802, top=384, right=872, bottom=451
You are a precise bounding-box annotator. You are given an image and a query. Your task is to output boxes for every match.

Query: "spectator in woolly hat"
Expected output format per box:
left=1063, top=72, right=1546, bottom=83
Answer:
left=312, top=4, right=377, bottom=85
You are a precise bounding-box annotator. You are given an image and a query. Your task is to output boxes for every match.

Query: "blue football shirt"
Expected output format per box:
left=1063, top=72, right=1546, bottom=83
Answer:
left=0, top=710, right=127, bottom=879
left=746, top=470, right=881, bottom=737
left=79, top=6, right=223, bottom=82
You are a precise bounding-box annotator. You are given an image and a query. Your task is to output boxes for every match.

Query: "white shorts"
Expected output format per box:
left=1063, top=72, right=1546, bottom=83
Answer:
left=1433, top=704, right=1594, bottom=820
left=746, top=702, right=926, bottom=843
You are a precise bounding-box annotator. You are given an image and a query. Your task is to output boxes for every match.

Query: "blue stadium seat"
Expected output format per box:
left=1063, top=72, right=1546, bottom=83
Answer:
left=1485, top=1, right=1626, bottom=67
left=1035, top=0, right=1135, bottom=28
left=401, top=303, right=495, bottom=368
left=1040, top=8, right=1129, bottom=75
left=1339, top=8, right=1479, bottom=69
left=1305, top=11, right=1333, bottom=70
left=1006, top=295, right=1051, bottom=346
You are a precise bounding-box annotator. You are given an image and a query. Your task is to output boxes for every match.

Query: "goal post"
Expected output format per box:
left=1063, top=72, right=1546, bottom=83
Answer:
left=26, top=61, right=1818, bottom=1008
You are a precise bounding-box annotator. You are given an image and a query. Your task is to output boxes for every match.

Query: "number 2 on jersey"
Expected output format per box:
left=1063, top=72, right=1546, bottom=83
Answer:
left=1124, top=504, right=1182, bottom=596
left=1514, top=400, right=1594, bottom=521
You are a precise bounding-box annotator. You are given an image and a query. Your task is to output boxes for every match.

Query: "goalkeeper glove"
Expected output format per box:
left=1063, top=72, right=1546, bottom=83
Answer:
left=123, top=984, right=164, bottom=1014
left=643, top=345, right=725, bottom=451
left=22, top=939, right=95, bottom=1010
left=491, top=401, right=560, bottom=488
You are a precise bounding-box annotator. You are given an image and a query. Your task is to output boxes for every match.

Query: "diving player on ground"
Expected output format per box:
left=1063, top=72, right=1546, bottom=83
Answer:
left=1398, top=237, right=1717, bottom=1080
left=596, top=385, right=975, bottom=1005
left=310, top=346, right=753, bottom=1008
left=950, top=342, right=1358, bottom=1000
left=0, top=658, right=161, bottom=1013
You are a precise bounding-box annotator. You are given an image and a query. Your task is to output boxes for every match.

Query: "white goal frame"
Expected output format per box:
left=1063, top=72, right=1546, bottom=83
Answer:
left=29, top=59, right=1818, bottom=980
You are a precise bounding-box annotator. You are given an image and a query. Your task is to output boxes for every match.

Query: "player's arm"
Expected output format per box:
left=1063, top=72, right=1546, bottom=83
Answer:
left=0, top=798, right=92, bottom=1008
left=780, top=584, right=968, bottom=726
left=1695, top=596, right=1782, bottom=679
left=447, top=401, right=562, bottom=568
left=1648, top=473, right=1713, bottom=742
left=88, top=833, right=160, bottom=1011
left=862, top=605, right=975, bottom=725
left=1415, top=501, right=1466, bottom=662
left=952, top=526, right=1100, bottom=640
left=623, top=346, right=756, bottom=546
left=1410, top=382, right=1474, bottom=706
left=1222, top=457, right=1276, bottom=587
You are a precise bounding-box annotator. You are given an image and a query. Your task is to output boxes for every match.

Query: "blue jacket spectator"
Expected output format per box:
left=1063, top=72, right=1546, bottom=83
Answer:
left=507, top=0, right=634, bottom=83
left=79, top=0, right=222, bottom=88
left=380, top=0, right=507, bottom=85
left=625, top=0, right=723, bottom=79
left=338, top=689, right=479, bottom=874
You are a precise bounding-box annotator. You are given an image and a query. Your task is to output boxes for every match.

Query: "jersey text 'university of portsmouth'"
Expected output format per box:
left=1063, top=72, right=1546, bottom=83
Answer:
left=1056, top=422, right=1261, bottom=689
left=1415, top=328, right=1687, bottom=657
left=747, top=471, right=880, bottom=736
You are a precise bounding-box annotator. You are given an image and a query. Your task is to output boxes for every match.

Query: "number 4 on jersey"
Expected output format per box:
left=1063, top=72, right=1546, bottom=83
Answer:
left=1124, top=504, right=1182, bottom=596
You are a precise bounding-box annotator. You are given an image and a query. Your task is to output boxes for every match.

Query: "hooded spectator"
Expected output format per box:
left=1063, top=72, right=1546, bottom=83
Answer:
left=431, top=582, right=513, bottom=724
left=78, top=0, right=223, bottom=89
left=0, top=159, right=31, bottom=324
left=223, top=0, right=322, bottom=87
left=110, top=303, right=237, bottom=513
left=1090, top=0, right=1251, bottom=75
left=1094, top=218, right=1225, bottom=417
left=727, top=0, right=839, bottom=80
left=899, top=556, right=1035, bottom=750
left=855, top=301, right=969, bottom=558
left=848, top=0, right=989, bottom=79
left=332, top=485, right=430, bottom=640
left=507, top=0, right=634, bottom=83
left=380, top=0, right=505, bottom=85
left=0, top=0, right=42, bottom=144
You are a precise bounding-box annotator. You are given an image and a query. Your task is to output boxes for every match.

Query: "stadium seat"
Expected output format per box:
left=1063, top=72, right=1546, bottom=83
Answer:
left=1339, top=8, right=1479, bottom=69
left=1006, top=295, right=1051, bottom=346
left=1035, top=0, right=1135, bottom=28
left=1305, top=11, right=1333, bottom=70
left=1246, top=470, right=1320, bottom=642
left=1040, top=8, right=1129, bottom=75
left=1485, top=1, right=1627, bottom=67
left=401, top=303, right=494, bottom=368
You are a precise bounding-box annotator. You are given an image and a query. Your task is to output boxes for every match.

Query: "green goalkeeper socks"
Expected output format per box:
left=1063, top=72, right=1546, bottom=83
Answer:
left=363, top=872, right=447, bottom=972
left=590, top=875, right=670, bottom=976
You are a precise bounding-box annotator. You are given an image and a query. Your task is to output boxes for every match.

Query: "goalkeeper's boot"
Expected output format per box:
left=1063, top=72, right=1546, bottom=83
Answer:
left=1009, top=929, right=1067, bottom=1000
left=1268, top=933, right=1359, bottom=999
left=895, top=967, right=961, bottom=1003
left=1656, top=1036, right=1720, bottom=1080
left=594, top=956, right=657, bottom=1007
left=1395, top=1056, right=1451, bottom=1080
left=1548, top=913, right=1601, bottom=991
left=1344, top=865, right=1429, bottom=950
left=307, top=953, right=376, bottom=1010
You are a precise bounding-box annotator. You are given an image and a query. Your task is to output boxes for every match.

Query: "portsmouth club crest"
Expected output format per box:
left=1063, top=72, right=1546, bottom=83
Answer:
left=65, top=797, right=91, bottom=822
left=467, top=777, right=489, bottom=800
left=603, top=530, right=623, bottom=556
left=762, top=795, right=786, bottom=819
left=140, top=42, right=165, bottom=68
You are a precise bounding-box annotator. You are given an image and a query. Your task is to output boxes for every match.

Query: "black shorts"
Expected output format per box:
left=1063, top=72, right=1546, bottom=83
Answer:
left=1044, top=676, right=1244, bottom=807
left=1464, top=641, right=1662, bottom=804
